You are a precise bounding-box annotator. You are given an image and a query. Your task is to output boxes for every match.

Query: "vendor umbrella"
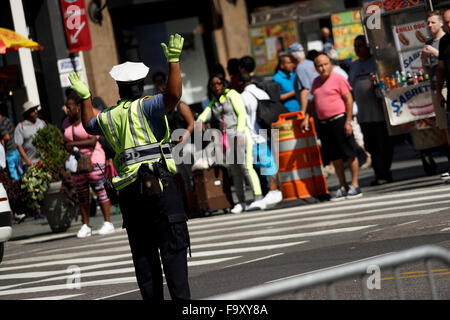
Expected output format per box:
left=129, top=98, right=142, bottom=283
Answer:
left=0, top=27, right=43, bottom=54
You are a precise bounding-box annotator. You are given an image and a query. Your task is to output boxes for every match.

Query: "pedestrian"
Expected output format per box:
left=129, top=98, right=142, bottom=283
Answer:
left=301, top=53, right=362, bottom=201
left=92, top=96, right=120, bottom=215
left=154, top=72, right=197, bottom=216
left=288, top=43, right=319, bottom=114
left=421, top=11, right=450, bottom=182
left=152, top=72, right=167, bottom=96
left=436, top=9, right=450, bottom=181
left=272, top=54, right=301, bottom=113
left=238, top=55, right=264, bottom=84
left=289, top=43, right=335, bottom=175
left=239, top=72, right=283, bottom=208
left=62, top=89, right=114, bottom=238
left=227, top=58, right=241, bottom=92
left=349, top=35, right=393, bottom=186
left=325, top=47, right=372, bottom=171
left=14, top=101, right=46, bottom=173
left=197, top=73, right=265, bottom=213
left=0, top=102, right=23, bottom=181
left=321, top=27, right=334, bottom=48
left=68, top=33, right=190, bottom=300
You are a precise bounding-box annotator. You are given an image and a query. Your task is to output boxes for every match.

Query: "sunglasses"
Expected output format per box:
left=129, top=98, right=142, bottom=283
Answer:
left=210, top=81, right=224, bottom=87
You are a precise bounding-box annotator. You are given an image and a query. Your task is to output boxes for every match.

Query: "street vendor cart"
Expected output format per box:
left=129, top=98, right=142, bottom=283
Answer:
left=362, top=0, right=450, bottom=175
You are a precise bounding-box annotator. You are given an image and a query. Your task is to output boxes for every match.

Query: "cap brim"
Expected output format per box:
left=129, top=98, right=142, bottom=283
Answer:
left=116, top=79, right=146, bottom=85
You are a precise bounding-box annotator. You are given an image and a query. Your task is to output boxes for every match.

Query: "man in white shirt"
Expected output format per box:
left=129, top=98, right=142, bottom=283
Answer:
left=239, top=72, right=283, bottom=208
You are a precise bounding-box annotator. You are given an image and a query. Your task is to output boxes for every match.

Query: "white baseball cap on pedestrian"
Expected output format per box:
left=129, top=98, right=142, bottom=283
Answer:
left=109, top=61, right=149, bottom=83
left=22, top=101, right=41, bottom=114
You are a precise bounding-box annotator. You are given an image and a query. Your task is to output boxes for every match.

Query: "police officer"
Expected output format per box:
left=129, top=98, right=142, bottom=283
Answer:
left=68, top=34, right=190, bottom=300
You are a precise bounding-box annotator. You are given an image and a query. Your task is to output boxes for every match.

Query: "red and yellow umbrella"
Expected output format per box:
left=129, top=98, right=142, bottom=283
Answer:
left=0, top=27, right=43, bottom=54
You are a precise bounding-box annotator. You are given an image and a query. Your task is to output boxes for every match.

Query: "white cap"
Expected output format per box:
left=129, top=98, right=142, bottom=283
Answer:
left=22, top=101, right=41, bottom=114
left=109, top=61, right=149, bottom=83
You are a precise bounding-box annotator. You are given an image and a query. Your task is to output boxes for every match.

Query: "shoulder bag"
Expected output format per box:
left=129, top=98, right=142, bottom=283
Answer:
left=72, top=124, right=92, bottom=173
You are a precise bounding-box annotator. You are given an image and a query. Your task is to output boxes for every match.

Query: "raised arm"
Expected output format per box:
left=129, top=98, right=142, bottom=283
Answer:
left=68, top=73, right=96, bottom=134
left=161, top=34, right=184, bottom=113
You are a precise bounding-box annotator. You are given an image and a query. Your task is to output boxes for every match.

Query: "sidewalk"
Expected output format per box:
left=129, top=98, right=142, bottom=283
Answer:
left=10, top=205, right=124, bottom=242
left=9, top=140, right=449, bottom=242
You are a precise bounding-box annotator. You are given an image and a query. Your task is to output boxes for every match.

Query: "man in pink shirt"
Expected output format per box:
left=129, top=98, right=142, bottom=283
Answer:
left=301, top=53, right=362, bottom=201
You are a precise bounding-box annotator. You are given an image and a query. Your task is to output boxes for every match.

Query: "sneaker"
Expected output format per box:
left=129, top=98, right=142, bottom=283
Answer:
left=262, top=190, right=283, bottom=206
left=98, top=221, right=115, bottom=235
left=330, top=187, right=347, bottom=202
left=231, top=203, right=245, bottom=214
left=346, top=185, right=363, bottom=200
left=77, top=224, right=92, bottom=238
left=441, top=172, right=450, bottom=181
left=14, top=213, right=26, bottom=224
left=247, top=199, right=266, bottom=211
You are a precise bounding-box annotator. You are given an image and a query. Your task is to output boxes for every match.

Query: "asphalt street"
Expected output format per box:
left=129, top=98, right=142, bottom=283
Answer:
left=1, top=140, right=450, bottom=301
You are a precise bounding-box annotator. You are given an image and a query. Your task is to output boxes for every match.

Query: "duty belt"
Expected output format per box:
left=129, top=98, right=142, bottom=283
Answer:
left=118, top=143, right=173, bottom=172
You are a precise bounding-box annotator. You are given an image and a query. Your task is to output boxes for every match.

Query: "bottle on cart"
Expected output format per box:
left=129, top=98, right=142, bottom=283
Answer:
left=406, top=71, right=414, bottom=85
left=401, top=71, right=407, bottom=86
left=424, top=72, right=430, bottom=81
left=395, top=70, right=402, bottom=86
left=390, top=74, right=398, bottom=89
left=413, top=72, right=419, bottom=85
left=379, top=78, right=386, bottom=91
left=418, top=68, right=424, bottom=82
left=385, top=76, right=391, bottom=90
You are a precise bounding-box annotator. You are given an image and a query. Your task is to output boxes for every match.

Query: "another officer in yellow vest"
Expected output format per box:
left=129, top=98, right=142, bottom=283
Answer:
left=68, top=34, right=190, bottom=300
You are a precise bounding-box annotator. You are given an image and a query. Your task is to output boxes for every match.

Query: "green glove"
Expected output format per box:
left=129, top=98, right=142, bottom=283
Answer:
left=68, top=73, right=91, bottom=99
left=161, top=33, right=184, bottom=63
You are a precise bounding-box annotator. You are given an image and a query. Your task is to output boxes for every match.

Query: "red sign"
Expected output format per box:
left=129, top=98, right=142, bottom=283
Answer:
left=60, top=0, right=92, bottom=53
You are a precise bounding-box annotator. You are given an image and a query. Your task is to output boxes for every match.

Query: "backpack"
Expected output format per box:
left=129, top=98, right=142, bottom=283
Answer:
left=247, top=90, right=289, bottom=130
left=254, top=79, right=281, bottom=102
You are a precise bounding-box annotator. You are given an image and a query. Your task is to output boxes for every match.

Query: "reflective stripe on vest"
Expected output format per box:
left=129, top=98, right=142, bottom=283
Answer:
left=278, top=166, right=324, bottom=183
left=278, top=136, right=317, bottom=153
left=97, top=97, right=176, bottom=190
left=117, top=142, right=173, bottom=172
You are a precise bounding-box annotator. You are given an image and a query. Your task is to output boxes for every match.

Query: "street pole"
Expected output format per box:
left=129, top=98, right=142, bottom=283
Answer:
left=9, top=0, right=40, bottom=106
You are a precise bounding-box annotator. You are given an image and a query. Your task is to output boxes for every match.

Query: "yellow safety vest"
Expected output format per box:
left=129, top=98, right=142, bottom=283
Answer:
left=97, top=97, right=177, bottom=190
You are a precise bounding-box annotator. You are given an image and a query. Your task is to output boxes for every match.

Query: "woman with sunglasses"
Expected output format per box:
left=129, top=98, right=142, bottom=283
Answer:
left=197, top=73, right=264, bottom=213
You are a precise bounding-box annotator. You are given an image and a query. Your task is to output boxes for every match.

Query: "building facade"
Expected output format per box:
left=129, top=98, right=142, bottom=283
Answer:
left=2, top=0, right=369, bottom=126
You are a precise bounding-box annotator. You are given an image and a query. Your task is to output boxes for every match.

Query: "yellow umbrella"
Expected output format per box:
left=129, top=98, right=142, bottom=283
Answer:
left=0, top=27, right=43, bottom=54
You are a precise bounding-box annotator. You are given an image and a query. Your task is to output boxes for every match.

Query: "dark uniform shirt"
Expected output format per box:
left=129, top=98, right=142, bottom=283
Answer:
left=438, top=33, right=450, bottom=100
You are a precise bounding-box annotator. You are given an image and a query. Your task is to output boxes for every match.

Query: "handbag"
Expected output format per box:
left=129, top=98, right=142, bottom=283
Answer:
left=72, top=124, right=92, bottom=173
left=221, top=112, right=229, bottom=152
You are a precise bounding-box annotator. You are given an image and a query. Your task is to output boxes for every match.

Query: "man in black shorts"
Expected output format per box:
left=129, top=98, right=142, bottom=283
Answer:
left=301, top=53, right=362, bottom=201
left=437, top=9, right=450, bottom=180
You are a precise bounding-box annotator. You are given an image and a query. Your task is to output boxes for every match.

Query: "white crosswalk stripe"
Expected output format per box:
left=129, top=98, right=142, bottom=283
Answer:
left=0, top=185, right=448, bottom=300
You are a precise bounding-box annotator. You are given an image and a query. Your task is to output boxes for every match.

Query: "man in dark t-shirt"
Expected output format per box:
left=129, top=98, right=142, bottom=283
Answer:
left=437, top=9, right=450, bottom=180
left=437, top=9, right=450, bottom=105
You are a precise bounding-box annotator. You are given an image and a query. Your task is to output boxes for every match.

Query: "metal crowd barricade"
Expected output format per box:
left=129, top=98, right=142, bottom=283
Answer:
left=206, top=245, right=450, bottom=300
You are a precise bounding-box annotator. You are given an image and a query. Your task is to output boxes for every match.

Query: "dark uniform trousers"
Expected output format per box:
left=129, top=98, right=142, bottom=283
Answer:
left=118, top=165, right=191, bottom=300
left=360, top=121, right=394, bottom=182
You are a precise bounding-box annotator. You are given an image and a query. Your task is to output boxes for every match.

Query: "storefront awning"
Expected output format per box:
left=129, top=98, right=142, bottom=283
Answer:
left=0, top=27, right=43, bottom=54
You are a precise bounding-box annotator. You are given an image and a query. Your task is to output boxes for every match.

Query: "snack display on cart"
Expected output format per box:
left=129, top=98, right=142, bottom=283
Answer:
left=363, top=2, right=438, bottom=129
left=362, top=0, right=425, bottom=17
